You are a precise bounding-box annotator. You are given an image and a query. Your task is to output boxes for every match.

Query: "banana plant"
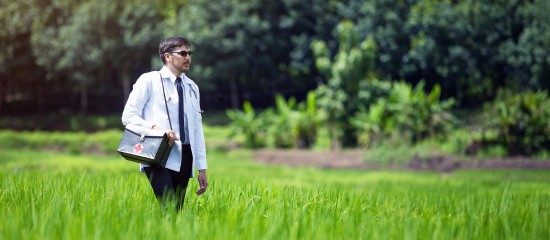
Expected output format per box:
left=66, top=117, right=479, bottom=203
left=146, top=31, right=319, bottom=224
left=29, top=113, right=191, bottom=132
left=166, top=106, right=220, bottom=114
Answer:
left=226, top=101, right=267, bottom=148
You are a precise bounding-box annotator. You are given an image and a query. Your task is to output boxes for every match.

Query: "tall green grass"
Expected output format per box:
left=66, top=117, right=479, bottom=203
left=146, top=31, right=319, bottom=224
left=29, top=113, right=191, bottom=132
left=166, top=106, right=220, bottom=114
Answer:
left=0, top=128, right=549, bottom=239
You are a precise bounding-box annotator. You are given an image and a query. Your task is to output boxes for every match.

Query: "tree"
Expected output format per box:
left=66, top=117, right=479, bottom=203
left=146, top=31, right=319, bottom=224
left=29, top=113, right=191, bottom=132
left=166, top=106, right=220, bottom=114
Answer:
left=401, top=0, right=545, bottom=105
left=170, top=0, right=355, bottom=109
left=172, top=0, right=278, bottom=108
left=500, top=0, right=550, bottom=90
left=0, top=0, right=59, bottom=114
left=31, top=0, right=161, bottom=113
left=311, top=20, right=377, bottom=148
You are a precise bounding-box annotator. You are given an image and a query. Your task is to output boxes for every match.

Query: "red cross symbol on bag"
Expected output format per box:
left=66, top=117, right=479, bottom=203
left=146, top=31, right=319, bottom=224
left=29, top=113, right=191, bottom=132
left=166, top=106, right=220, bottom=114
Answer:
left=133, top=144, right=143, bottom=154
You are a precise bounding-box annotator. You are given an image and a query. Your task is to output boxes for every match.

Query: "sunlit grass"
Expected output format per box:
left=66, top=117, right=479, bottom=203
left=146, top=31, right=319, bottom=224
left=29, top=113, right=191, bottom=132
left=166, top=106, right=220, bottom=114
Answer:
left=0, top=128, right=549, bottom=239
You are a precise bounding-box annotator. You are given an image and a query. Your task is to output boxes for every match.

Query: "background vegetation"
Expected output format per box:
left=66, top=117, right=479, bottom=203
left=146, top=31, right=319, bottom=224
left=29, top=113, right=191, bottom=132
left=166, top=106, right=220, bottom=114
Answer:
left=2, top=0, right=549, bottom=113
left=2, top=0, right=550, bottom=156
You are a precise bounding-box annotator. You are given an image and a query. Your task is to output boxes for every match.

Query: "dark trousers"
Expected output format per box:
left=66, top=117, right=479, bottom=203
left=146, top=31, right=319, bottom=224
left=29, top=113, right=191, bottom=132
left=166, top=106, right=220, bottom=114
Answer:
left=143, top=144, right=193, bottom=211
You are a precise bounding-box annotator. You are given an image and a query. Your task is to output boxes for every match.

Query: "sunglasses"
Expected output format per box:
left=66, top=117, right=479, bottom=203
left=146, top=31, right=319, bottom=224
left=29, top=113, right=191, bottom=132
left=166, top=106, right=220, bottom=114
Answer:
left=169, top=50, right=193, bottom=57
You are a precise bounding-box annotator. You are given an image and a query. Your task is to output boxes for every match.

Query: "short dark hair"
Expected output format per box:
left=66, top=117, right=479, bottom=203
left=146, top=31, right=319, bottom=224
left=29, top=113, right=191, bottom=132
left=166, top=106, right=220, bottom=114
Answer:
left=159, top=36, right=191, bottom=64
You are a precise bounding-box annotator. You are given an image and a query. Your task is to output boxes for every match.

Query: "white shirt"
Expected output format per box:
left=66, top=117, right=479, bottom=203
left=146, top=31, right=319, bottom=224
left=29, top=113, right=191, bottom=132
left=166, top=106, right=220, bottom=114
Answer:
left=121, top=66, right=207, bottom=175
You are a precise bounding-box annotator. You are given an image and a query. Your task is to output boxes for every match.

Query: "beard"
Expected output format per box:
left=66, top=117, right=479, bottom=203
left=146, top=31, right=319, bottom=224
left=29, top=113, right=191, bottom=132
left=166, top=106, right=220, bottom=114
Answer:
left=170, top=61, right=191, bottom=73
left=181, top=63, right=191, bottom=72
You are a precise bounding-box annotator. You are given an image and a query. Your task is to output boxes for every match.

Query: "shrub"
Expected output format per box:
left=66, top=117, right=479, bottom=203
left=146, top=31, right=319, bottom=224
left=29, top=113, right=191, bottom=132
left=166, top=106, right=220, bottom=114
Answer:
left=312, top=20, right=377, bottom=148
left=226, top=102, right=267, bottom=149
left=267, top=95, right=298, bottom=148
left=483, top=90, right=550, bottom=156
left=226, top=92, right=322, bottom=149
left=294, top=92, right=321, bottom=148
left=352, top=81, right=456, bottom=147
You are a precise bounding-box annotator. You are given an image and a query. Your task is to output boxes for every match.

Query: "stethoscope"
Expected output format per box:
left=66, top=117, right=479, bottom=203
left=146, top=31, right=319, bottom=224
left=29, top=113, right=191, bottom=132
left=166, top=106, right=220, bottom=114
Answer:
left=167, top=80, right=204, bottom=113
left=187, top=85, right=204, bottom=113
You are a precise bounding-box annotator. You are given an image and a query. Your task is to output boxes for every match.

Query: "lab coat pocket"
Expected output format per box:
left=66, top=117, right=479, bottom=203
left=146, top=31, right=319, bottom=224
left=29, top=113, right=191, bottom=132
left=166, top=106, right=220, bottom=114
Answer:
left=157, top=92, right=177, bottom=103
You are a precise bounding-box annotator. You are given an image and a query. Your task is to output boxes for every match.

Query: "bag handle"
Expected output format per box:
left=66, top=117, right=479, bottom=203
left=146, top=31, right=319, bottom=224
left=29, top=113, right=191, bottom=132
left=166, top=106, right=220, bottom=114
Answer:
left=159, top=72, right=173, bottom=130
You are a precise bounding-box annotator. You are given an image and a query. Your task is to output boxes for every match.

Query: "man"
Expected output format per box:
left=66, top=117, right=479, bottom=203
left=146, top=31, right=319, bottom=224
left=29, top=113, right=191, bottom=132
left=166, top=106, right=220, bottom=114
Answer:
left=122, top=36, right=208, bottom=211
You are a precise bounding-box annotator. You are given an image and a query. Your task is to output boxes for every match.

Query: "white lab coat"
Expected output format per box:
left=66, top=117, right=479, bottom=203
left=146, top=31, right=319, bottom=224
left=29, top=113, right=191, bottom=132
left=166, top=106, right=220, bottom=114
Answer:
left=121, top=66, right=207, bottom=175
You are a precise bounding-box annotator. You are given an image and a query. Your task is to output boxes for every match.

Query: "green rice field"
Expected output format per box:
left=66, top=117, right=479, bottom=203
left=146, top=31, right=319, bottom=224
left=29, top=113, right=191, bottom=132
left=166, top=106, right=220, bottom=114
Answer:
left=0, top=128, right=549, bottom=239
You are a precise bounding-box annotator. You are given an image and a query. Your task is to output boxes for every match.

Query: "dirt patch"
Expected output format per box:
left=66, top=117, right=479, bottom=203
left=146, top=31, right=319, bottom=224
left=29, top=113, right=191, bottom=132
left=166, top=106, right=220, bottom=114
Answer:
left=253, top=149, right=550, bottom=172
left=253, top=149, right=380, bottom=170
left=408, top=155, right=550, bottom=171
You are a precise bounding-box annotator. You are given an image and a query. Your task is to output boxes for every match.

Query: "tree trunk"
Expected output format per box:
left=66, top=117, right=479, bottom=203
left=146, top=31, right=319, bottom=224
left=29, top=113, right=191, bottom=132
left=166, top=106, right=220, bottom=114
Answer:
left=0, top=80, right=3, bottom=115
left=121, top=64, right=131, bottom=105
left=230, top=76, right=239, bottom=108
left=36, top=78, right=44, bottom=113
left=341, top=123, right=358, bottom=148
left=80, top=81, right=88, bottom=114
left=272, top=76, right=280, bottom=106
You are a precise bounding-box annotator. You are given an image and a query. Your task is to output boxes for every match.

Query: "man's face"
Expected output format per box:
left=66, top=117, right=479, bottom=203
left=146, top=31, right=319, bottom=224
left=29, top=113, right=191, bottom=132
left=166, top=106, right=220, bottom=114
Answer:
left=165, top=45, right=192, bottom=74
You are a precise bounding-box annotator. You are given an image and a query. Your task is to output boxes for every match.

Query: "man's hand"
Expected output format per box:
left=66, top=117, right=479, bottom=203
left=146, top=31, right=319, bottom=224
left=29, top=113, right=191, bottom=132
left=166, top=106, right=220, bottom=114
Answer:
left=196, top=169, right=208, bottom=195
left=152, top=125, right=178, bottom=146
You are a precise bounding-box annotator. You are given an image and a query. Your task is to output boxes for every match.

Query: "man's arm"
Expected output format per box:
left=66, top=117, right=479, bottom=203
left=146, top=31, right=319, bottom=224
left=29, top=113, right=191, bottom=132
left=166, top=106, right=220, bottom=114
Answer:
left=192, top=83, right=208, bottom=195
left=196, top=169, right=208, bottom=195
left=121, top=74, right=155, bottom=128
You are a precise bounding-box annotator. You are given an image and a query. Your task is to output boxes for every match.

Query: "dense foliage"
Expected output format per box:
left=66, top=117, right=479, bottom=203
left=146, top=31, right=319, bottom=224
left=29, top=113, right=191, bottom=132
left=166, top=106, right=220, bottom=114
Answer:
left=312, top=20, right=377, bottom=147
left=226, top=92, right=321, bottom=149
left=479, top=90, right=550, bottom=156
left=1, top=0, right=549, bottom=114
left=352, top=81, right=456, bottom=147
left=2, top=0, right=550, bottom=156
left=227, top=79, right=457, bottom=150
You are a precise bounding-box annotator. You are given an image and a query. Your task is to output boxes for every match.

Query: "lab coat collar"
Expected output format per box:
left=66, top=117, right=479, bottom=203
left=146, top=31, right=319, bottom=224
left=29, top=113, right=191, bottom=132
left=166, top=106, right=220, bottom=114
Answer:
left=159, top=66, right=191, bottom=85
